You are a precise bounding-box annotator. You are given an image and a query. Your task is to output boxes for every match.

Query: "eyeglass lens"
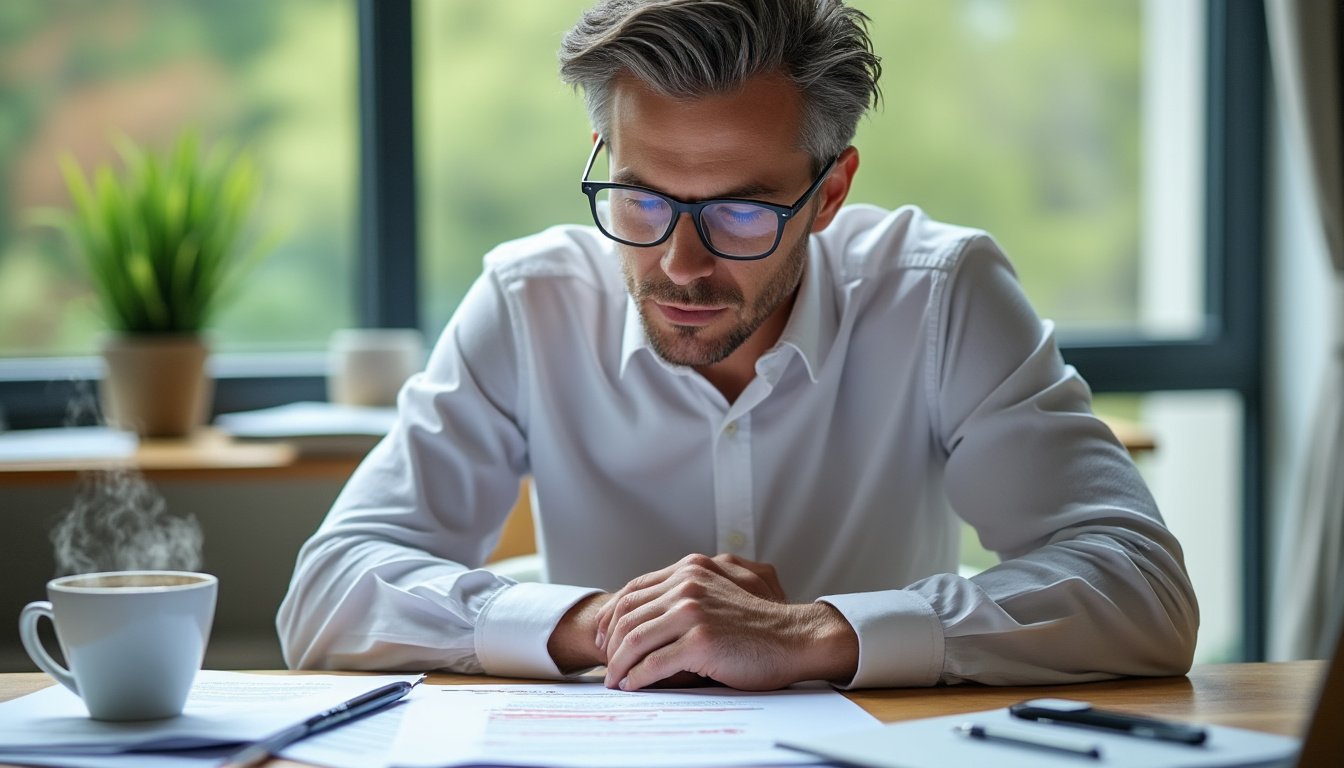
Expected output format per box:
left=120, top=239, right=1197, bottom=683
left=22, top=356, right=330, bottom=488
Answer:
left=594, top=188, right=779, bottom=258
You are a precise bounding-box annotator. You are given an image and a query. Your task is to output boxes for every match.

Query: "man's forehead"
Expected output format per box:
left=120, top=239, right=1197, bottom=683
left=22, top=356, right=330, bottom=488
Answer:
left=605, top=73, right=813, bottom=197
left=607, top=71, right=804, bottom=135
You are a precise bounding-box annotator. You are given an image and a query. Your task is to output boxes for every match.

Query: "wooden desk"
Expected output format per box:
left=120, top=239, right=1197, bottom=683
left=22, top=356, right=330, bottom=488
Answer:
left=0, top=662, right=1320, bottom=767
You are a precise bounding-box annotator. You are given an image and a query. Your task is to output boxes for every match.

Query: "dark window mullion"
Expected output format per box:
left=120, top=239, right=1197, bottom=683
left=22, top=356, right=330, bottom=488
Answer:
left=357, top=0, right=419, bottom=330
left=1063, top=340, right=1258, bottom=393
left=1211, top=0, right=1267, bottom=662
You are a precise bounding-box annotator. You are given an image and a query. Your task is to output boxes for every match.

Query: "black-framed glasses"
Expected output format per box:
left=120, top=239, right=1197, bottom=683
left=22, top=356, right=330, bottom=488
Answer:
left=579, top=137, right=837, bottom=260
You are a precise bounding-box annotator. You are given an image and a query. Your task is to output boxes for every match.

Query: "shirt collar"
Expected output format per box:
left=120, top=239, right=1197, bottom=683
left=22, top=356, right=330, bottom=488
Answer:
left=775, top=245, right=836, bottom=383
left=618, top=242, right=837, bottom=383
left=619, top=293, right=657, bottom=378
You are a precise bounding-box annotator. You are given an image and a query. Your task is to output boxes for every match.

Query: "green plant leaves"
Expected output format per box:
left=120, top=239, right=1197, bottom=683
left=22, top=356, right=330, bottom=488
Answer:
left=44, top=131, right=271, bottom=334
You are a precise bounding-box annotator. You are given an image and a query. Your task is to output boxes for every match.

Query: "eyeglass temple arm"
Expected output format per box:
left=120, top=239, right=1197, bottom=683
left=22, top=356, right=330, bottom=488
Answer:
left=580, top=136, right=607, bottom=183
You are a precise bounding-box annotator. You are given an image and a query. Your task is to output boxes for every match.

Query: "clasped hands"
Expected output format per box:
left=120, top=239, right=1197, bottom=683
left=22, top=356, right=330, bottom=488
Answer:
left=547, top=553, right=859, bottom=692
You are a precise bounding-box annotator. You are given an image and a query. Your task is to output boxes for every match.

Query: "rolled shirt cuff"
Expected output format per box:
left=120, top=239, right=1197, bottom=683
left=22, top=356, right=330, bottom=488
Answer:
left=817, top=589, right=944, bottom=689
left=475, top=582, right=603, bottom=679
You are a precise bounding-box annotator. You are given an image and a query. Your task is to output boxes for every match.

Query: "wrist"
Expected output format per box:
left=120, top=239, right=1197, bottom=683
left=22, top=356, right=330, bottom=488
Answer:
left=791, top=602, right=860, bottom=685
left=548, top=593, right=612, bottom=673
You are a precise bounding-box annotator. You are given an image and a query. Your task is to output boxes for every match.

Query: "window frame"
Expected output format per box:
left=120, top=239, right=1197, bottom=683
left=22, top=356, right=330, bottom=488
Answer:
left=1061, top=1, right=1267, bottom=660
left=0, top=0, right=1269, bottom=658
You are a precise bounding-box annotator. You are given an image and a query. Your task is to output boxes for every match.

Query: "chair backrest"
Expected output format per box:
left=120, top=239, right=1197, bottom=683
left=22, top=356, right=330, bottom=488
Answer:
left=1296, top=620, right=1344, bottom=767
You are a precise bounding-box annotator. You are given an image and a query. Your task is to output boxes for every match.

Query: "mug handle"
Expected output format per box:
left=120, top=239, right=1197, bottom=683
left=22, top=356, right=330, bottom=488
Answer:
left=19, top=601, right=79, bottom=695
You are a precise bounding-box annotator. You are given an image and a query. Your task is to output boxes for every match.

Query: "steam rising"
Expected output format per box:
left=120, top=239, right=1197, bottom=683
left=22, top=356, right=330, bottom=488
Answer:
left=51, top=468, right=204, bottom=576
left=46, top=383, right=204, bottom=575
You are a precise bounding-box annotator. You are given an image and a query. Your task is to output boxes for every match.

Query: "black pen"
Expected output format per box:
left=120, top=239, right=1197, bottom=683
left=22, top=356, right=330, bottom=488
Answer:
left=1009, top=698, right=1208, bottom=745
left=217, top=675, right=425, bottom=768
left=955, top=722, right=1103, bottom=759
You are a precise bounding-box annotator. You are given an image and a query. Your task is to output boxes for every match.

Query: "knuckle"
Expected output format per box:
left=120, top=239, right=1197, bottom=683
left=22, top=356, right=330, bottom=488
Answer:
left=683, top=623, right=715, bottom=652
left=615, top=592, right=641, bottom=615
left=683, top=553, right=715, bottom=571
left=611, top=612, right=638, bottom=639
left=674, top=579, right=707, bottom=600
left=672, top=596, right=706, bottom=623
left=624, top=624, right=656, bottom=653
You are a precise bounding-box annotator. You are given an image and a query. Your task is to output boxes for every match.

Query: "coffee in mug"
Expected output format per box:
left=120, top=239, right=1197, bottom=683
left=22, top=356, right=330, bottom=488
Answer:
left=18, top=570, right=217, bottom=721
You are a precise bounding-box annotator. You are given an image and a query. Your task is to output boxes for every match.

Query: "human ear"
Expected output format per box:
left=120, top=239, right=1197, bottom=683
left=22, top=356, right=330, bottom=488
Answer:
left=810, top=146, right=860, bottom=233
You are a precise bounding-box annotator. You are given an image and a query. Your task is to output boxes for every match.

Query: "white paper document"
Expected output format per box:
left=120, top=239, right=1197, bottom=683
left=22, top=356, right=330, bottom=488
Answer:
left=0, top=426, right=136, bottom=463
left=0, top=745, right=236, bottom=768
left=389, top=682, right=878, bottom=768
left=0, top=670, right=422, bottom=755
left=778, top=706, right=1301, bottom=768
left=279, top=698, right=412, bottom=768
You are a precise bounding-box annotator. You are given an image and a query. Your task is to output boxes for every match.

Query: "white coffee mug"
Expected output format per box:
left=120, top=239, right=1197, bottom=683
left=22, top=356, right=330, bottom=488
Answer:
left=327, top=328, right=425, bottom=407
left=19, top=570, right=217, bottom=721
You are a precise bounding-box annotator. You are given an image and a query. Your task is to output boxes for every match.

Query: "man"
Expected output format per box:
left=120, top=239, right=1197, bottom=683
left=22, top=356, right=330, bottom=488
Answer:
left=278, top=0, right=1198, bottom=691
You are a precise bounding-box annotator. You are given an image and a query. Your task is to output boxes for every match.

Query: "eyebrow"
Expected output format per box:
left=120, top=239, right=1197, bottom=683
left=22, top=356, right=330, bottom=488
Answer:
left=609, top=168, right=782, bottom=203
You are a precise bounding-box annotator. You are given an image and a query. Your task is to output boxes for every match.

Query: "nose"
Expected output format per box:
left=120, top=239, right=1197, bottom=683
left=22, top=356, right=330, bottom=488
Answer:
left=660, top=213, right=717, bottom=286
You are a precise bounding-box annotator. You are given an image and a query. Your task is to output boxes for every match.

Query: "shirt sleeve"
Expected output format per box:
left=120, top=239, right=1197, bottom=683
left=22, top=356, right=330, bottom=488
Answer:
left=275, top=266, right=597, bottom=678
left=828, top=235, right=1199, bottom=688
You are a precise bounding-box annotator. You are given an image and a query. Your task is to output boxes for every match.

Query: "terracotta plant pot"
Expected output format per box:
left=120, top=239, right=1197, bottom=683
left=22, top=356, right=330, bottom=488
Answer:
left=99, top=335, right=212, bottom=438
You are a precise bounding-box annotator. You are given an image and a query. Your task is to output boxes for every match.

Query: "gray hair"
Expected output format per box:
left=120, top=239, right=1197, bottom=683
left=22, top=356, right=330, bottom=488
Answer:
left=558, top=0, right=882, bottom=168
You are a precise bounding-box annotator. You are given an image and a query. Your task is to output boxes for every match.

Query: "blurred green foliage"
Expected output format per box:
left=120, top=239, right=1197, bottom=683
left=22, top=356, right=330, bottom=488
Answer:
left=0, top=0, right=353, bottom=355
left=416, top=0, right=1143, bottom=334
left=47, top=132, right=271, bottom=334
left=1, top=0, right=1144, bottom=356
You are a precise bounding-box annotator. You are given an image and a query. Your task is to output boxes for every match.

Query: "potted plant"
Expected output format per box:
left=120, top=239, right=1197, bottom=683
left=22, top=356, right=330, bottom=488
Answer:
left=47, top=132, right=270, bottom=437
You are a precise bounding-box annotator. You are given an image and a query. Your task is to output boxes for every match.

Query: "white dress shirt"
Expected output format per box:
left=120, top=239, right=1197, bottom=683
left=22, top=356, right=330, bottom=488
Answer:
left=277, top=204, right=1199, bottom=688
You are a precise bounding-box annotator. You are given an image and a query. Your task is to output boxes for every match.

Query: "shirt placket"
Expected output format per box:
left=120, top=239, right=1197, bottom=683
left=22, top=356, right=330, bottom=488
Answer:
left=709, top=374, right=777, bottom=560
left=712, top=411, right=754, bottom=558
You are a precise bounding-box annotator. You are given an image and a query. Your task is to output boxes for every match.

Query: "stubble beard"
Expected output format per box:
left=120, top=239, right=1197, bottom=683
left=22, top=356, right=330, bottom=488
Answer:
left=622, top=234, right=809, bottom=368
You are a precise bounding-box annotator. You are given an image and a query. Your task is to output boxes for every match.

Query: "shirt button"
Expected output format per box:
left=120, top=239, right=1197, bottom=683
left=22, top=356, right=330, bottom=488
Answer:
left=726, top=530, right=747, bottom=550
left=723, top=421, right=738, bottom=437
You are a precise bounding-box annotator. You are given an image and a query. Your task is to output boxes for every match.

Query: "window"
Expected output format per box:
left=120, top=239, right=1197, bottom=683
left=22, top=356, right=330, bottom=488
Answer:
left=0, top=0, right=358, bottom=358
left=414, top=0, right=1208, bottom=340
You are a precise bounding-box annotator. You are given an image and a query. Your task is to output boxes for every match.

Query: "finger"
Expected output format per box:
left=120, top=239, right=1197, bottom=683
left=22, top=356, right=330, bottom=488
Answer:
left=739, top=559, right=785, bottom=601
left=599, top=584, right=662, bottom=657
left=721, top=554, right=786, bottom=600
left=603, top=571, right=714, bottom=658
left=710, top=554, right=784, bottom=601
left=595, top=554, right=717, bottom=644
left=594, top=569, right=670, bottom=646
left=603, top=572, right=719, bottom=683
left=604, top=595, right=705, bottom=688
left=617, top=629, right=715, bottom=692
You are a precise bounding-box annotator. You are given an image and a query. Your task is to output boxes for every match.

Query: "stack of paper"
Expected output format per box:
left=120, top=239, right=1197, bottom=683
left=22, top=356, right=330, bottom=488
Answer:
left=0, top=676, right=881, bottom=768
left=0, top=671, right=420, bottom=768
left=214, top=401, right=397, bottom=456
